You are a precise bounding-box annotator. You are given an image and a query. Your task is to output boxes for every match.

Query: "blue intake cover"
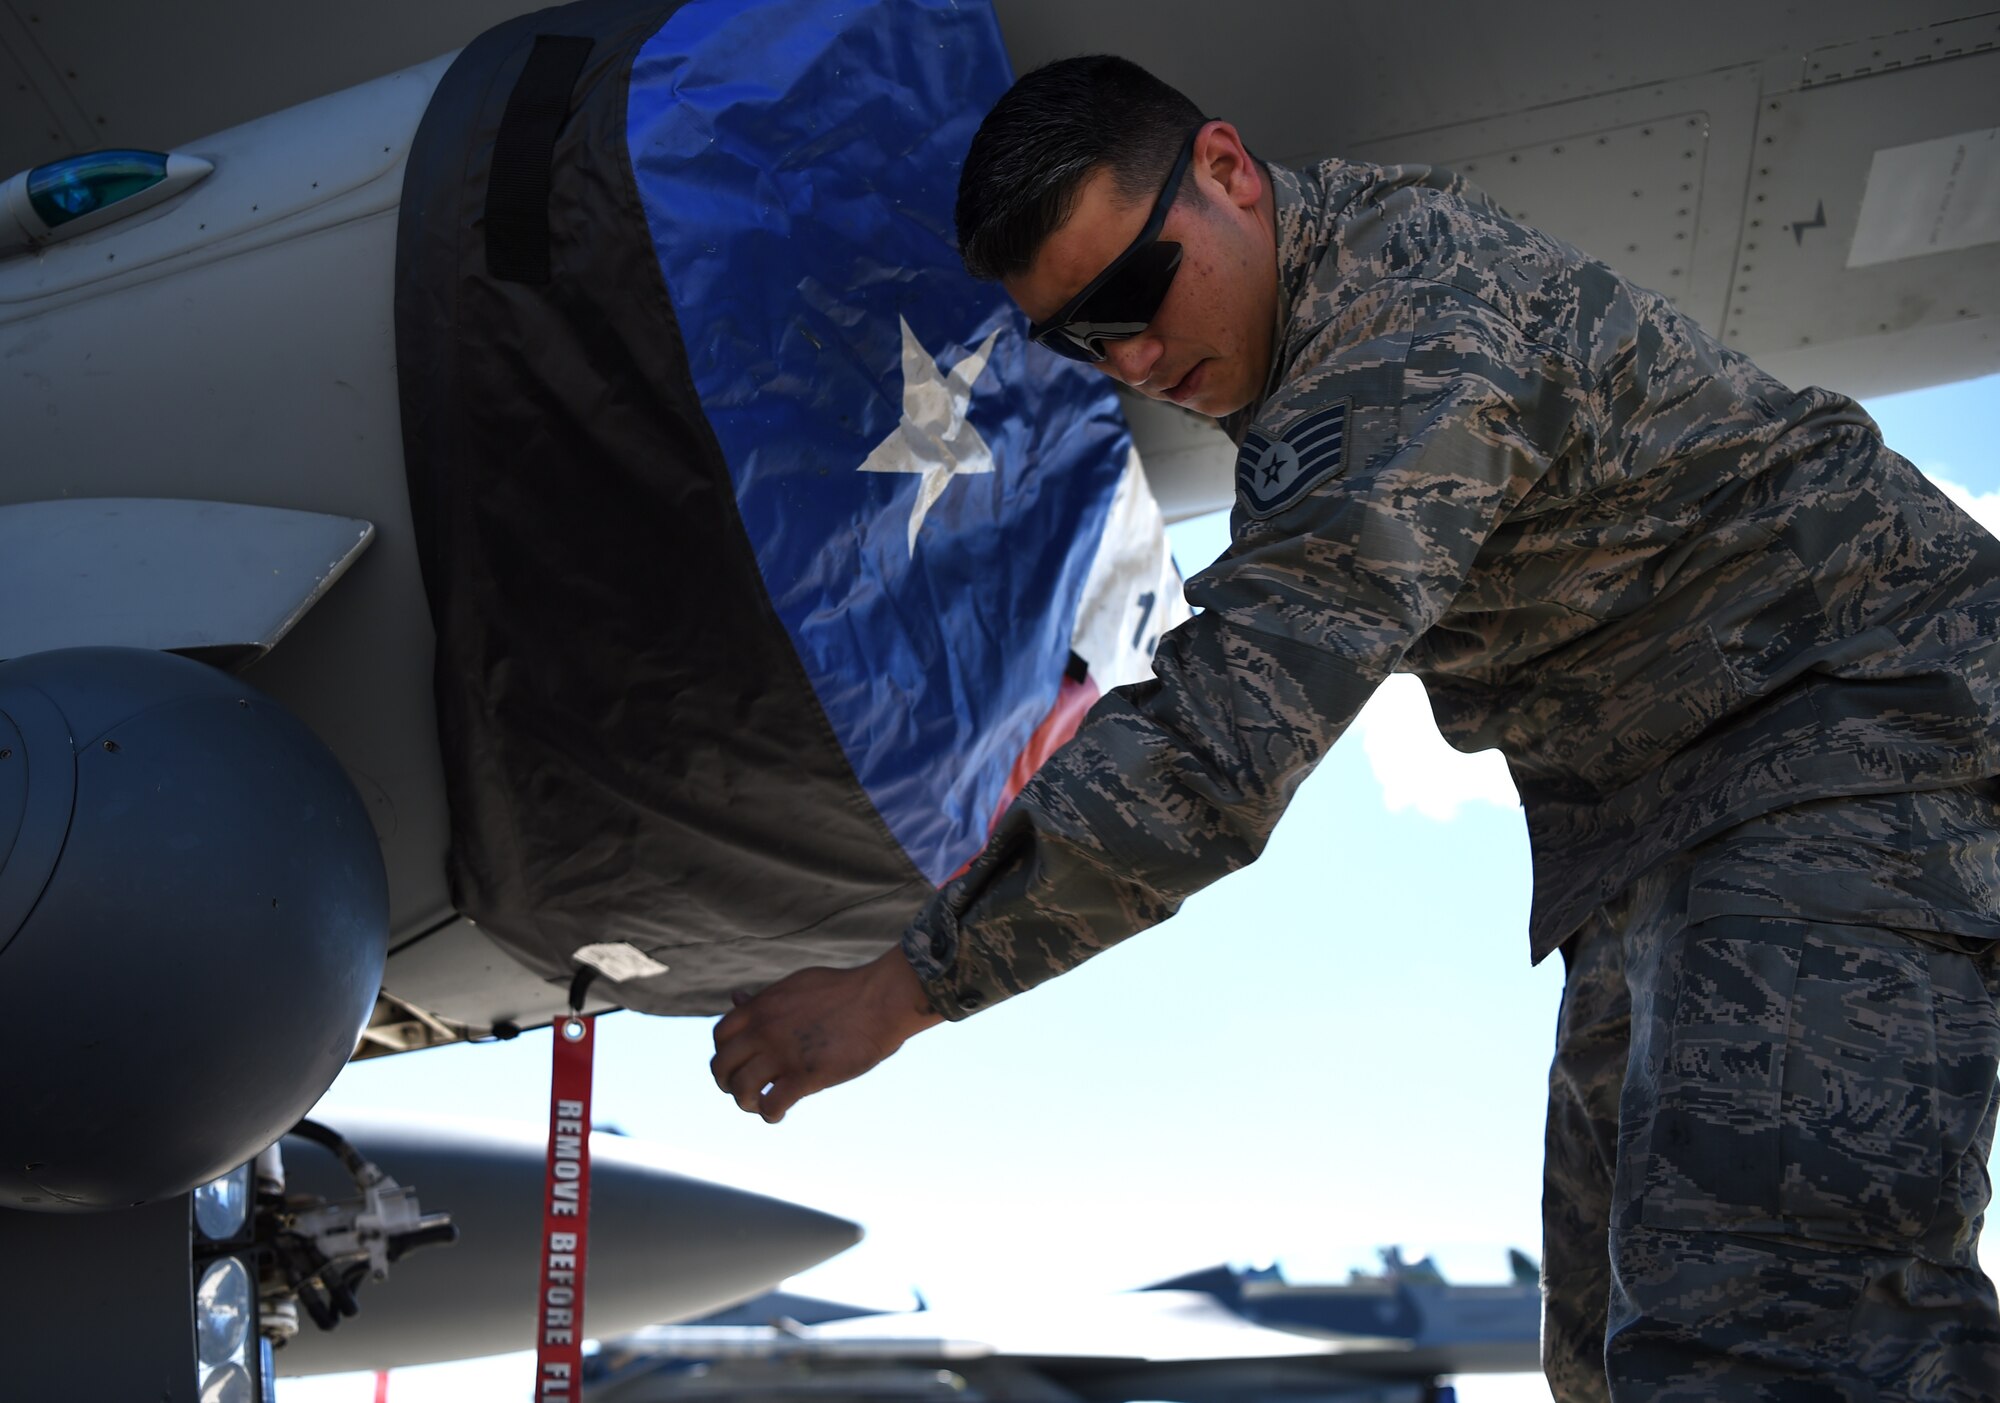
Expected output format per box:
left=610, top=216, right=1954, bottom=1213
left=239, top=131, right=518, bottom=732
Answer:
left=397, top=0, right=1164, bottom=1012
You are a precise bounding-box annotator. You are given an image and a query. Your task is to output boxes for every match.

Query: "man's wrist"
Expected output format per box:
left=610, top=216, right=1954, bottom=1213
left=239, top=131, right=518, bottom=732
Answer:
left=869, top=944, right=945, bottom=1037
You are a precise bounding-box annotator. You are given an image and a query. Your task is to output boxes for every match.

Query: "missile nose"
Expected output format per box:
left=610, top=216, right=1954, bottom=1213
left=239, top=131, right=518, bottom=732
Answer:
left=630, top=1170, right=864, bottom=1317
left=272, top=1114, right=864, bottom=1375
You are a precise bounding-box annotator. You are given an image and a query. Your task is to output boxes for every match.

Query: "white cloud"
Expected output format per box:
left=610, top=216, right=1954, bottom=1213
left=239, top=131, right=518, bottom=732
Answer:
left=1922, top=467, right=2000, bottom=538
left=1353, top=673, right=1518, bottom=821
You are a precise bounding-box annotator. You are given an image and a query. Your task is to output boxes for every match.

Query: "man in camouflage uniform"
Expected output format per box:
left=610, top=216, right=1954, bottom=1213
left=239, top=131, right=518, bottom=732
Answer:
left=711, top=55, right=2000, bottom=1399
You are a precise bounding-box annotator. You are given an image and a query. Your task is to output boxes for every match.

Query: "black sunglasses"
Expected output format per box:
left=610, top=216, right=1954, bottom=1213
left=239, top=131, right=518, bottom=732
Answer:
left=1028, top=122, right=1209, bottom=363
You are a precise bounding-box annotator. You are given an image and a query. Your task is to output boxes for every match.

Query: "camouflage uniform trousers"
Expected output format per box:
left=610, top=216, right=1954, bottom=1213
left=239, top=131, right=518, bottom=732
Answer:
left=1542, top=782, right=2000, bottom=1401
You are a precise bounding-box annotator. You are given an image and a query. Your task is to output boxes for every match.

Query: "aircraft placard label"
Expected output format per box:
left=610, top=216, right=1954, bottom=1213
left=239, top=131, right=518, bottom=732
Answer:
left=1850, top=126, right=2000, bottom=268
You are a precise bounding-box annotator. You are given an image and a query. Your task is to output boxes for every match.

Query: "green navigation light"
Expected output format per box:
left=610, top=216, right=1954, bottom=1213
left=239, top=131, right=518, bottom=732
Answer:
left=26, top=150, right=170, bottom=229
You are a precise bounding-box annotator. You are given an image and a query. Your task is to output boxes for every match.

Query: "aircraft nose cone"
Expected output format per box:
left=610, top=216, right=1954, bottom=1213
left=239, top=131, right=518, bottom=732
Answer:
left=273, top=1115, right=862, bottom=1375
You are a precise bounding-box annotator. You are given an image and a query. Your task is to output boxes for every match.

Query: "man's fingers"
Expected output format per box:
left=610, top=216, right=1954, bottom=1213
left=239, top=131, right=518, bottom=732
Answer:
left=709, top=1027, right=764, bottom=1093
left=707, top=954, right=929, bottom=1121
left=727, top=1054, right=784, bottom=1115
left=712, top=1002, right=754, bottom=1046
left=759, top=1077, right=813, bottom=1124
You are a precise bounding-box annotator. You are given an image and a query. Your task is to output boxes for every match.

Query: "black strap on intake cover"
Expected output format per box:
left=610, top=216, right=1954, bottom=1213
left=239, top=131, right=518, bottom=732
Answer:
left=483, top=34, right=594, bottom=284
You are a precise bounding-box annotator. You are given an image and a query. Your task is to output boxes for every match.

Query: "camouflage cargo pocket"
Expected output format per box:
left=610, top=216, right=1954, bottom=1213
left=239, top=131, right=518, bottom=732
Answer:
left=1639, top=913, right=1983, bottom=1255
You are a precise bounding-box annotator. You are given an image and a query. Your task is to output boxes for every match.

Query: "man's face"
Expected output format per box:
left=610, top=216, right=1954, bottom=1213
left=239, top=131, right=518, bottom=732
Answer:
left=1004, top=122, right=1279, bottom=420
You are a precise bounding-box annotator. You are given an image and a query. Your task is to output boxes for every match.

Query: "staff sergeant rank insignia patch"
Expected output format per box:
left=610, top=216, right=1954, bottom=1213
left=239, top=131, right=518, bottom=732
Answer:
left=1237, top=399, right=1350, bottom=519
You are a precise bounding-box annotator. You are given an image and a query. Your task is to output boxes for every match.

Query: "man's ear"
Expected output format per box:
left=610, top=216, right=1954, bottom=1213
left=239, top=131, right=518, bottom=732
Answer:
left=1194, top=121, right=1263, bottom=212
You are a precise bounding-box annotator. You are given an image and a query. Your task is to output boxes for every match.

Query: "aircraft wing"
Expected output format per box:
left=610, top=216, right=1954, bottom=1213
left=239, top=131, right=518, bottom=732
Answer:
left=593, top=1289, right=1428, bottom=1402
left=784, top=1288, right=1409, bottom=1362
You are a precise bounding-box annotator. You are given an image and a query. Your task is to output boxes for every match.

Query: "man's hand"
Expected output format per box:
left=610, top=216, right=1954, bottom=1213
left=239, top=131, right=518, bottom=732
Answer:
left=710, top=945, right=944, bottom=1122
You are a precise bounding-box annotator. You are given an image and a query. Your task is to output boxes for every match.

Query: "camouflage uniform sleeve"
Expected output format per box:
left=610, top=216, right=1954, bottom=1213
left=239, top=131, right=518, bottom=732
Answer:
left=903, top=282, right=1584, bottom=1018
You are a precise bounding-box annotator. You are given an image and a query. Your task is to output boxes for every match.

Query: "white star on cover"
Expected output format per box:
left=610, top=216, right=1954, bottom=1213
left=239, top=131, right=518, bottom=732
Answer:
left=858, top=317, right=1001, bottom=555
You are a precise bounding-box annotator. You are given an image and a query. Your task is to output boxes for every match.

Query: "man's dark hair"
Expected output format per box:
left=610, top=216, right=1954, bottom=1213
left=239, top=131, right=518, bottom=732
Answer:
left=956, top=55, right=1206, bottom=283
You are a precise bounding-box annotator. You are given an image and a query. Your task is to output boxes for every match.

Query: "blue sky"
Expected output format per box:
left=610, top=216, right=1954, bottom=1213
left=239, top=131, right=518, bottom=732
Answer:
left=287, top=371, right=2000, bottom=1403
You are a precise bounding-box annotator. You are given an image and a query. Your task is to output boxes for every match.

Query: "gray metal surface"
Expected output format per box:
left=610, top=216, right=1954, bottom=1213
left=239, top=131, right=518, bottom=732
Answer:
left=991, top=0, right=2000, bottom=400
left=274, top=1113, right=863, bottom=1374
left=0, top=498, right=372, bottom=665
left=1, top=0, right=498, bottom=171
left=369, top=916, right=627, bottom=1048
left=1724, top=21, right=2000, bottom=388
left=1340, top=72, right=1758, bottom=342
left=0, top=675, right=71, bottom=963
left=0, top=648, right=388, bottom=1212
left=0, top=57, right=458, bottom=946
left=0, top=1196, right=197, bottom=1398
